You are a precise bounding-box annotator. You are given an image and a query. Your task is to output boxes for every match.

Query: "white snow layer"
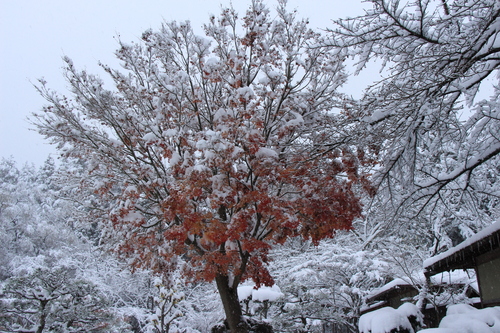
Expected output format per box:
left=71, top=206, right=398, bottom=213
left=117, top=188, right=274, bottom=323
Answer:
left=359, top=303, right=419, bottom=333
left=418, top=304, right=500, bottom=333
left=255, top=147, right=278, bottom=159
left=237, top=284, right=283, bottom=302
left=423, top=221, right=500, bottom=269
left=367, top=278, right=410, bottom=298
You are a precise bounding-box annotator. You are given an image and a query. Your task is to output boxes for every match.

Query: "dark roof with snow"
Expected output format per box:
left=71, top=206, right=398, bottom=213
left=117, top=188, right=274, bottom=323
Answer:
left=365, top=278, right=413, bottom=302
left=424, top=222, right=500, bottom=276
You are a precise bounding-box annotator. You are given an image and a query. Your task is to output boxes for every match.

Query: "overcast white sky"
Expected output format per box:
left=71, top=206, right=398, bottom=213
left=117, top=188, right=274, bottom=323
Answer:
left=0, top=0, right=369, bottom=166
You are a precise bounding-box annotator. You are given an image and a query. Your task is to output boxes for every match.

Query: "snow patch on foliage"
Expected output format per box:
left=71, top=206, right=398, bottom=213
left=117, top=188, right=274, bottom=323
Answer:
left=169, top=151, right=181, bottom=166
left=237, top=283, right=283, bottom=302
left=286, top=112, right=304, bottom=127
left=255, top=147, right=278, bottom=159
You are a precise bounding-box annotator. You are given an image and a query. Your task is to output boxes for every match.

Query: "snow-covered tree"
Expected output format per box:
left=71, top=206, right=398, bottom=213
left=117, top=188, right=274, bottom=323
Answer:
left=146, top=276, right=187, bottom=333
left=270, top=237, right=391, bottom=332
left=1, top=265, right=113, bottom=333
left=0, top=158, right=161, bottom=332
left=32, top=1, right=368, bottom=331
left=176, top=281, right=223, bottom=332
left=328, top=0, right=500, bottom=249
left=0, top=158, right=85, bottom=279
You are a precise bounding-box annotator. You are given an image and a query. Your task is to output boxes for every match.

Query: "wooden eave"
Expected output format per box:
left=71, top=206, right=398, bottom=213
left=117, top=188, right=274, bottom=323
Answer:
left=366, top=284, right=416, bottom=303
left=425, top=228, right=500, bottom=277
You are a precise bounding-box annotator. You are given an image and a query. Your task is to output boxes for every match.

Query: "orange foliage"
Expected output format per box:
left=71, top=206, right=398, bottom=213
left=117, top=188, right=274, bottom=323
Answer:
left=35, top=1, right=372, bottom=294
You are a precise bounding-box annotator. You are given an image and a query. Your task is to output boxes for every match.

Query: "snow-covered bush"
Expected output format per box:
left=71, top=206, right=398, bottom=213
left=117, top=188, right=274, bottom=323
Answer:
left=139, top=272, right=223, bottom=333
left=143, top=274, right=223, bottom=333
left=359, top=303, right=423, bottom=333
left=144, top=277, right=186, bottom=333
left=238, top=283, right=283, bottom=320
left=418, top=304, right=500, bottom=333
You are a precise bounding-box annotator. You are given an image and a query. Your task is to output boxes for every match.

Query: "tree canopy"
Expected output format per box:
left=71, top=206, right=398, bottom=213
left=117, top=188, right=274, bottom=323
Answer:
left=33, top=1, right=368, bottom=331
left=24, top=0, right=500, bottom=331
left=329, top=0, right=500, bottom=250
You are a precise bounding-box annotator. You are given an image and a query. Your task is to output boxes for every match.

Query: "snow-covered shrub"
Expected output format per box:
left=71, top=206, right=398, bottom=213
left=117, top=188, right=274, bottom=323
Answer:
left=182, top=282, right=224, bottom=332
left=359, top=303, right=423, bottom=333
left=418, top=304, right=500, bottom=333
left=144, top=277, right=186, bottom=333
left=238, top=283, right=283, bottom=319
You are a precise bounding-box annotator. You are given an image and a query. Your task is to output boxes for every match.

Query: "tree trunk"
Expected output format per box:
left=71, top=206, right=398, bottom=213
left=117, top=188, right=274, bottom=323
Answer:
left=36, top=300, right=48, bottom=333
left=215, top=274, right=247, bottom=333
